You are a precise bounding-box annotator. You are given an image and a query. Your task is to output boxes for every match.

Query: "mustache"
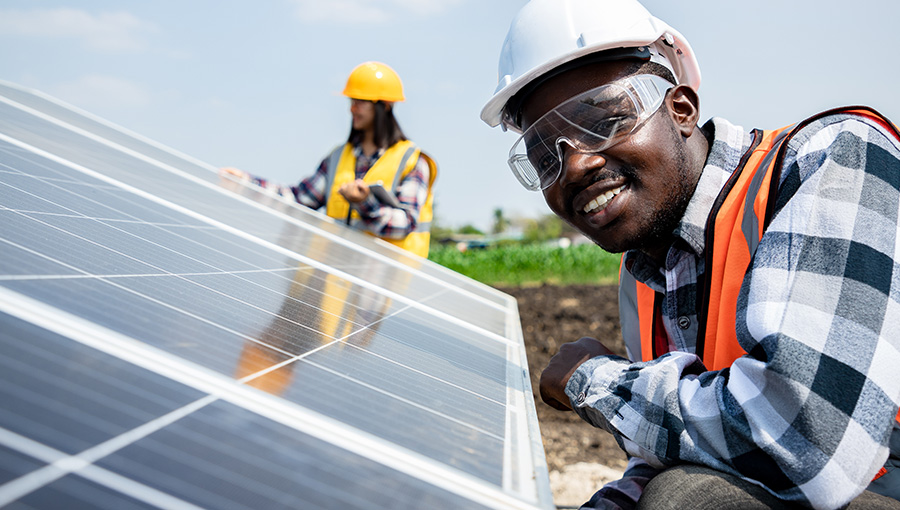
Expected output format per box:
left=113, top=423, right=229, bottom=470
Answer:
left=584, top=163, right=638, bottom=185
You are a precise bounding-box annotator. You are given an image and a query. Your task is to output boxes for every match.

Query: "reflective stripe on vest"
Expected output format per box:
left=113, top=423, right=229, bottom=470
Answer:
left=322, top=141, right=437, bottom=257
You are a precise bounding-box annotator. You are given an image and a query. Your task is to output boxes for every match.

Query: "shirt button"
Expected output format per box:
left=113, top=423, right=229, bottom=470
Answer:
left=577, top=392, right=586, bottom=404
left=677, top=316, right=691, bottom=330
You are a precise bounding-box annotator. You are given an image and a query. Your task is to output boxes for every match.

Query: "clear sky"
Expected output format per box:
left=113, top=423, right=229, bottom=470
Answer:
left=1, top=0, right=898, bottom=232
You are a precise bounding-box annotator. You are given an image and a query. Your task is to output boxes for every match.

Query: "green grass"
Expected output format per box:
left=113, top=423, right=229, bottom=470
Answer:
left=428, top=242, right=621, bottom=287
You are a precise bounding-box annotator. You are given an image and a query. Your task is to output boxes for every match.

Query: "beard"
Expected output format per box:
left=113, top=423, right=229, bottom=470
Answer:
left=631, top=146, right=694, bottom=253
left=587, top=128, right=696, bottom=256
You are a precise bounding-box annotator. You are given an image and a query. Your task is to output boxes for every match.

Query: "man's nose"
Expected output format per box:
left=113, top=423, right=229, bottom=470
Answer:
left=557, top=140, right=605, bottom=185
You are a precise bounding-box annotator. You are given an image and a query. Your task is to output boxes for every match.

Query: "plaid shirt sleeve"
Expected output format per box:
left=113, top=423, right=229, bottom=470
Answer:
left=247, top=158, right=329, bottom=209
left=351, top=154, right=430, bottom=239
left=565, top=115, right=900, bottom=509
left=290, top=158, right=329, bottom=209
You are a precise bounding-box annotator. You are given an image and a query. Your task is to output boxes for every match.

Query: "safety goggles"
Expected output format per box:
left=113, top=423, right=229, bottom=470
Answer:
left=506, top=74, right=674, bottom=191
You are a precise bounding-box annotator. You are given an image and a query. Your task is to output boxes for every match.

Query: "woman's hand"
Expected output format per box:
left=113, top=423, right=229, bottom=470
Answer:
left=219, top=167, right=249, bottom=181
left=338, top=179, right=370, bottom=203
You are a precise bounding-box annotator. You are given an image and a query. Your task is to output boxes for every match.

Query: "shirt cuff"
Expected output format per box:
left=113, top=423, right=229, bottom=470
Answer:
left=564, top=354, right=630, bottom=431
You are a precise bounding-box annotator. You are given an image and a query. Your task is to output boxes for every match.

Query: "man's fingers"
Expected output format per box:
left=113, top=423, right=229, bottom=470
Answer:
left=539, top=337, right=613, bottom=412
left=539, top=381, right=572, bottom=411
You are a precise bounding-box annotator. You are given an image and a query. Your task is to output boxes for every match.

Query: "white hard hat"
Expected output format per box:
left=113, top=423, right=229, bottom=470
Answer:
left=481, top=0, right=701, bottom=129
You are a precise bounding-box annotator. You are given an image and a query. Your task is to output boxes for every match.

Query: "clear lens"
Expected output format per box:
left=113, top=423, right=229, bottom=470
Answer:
left=507, top=74, right=673, bottom=191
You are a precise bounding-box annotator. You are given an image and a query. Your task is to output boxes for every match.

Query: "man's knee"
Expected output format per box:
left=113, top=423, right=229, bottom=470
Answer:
left=634, top=465, right=791, bottom=510
left=845, top=490, right=900, bottom=510
left=635, top=465, right=900, bottom=510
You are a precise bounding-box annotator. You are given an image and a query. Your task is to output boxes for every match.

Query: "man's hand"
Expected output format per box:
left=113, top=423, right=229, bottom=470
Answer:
left=338, top=179, right=370, bottom=203
left=539, top=337, right=615, bottom=411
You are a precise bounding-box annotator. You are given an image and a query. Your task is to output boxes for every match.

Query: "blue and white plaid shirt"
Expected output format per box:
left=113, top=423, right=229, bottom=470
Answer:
left=570, top=114, right=900, bottom=509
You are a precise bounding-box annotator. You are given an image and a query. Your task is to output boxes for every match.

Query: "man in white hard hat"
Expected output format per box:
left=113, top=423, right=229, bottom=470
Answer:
left=481, top=1, right=900, bottom=509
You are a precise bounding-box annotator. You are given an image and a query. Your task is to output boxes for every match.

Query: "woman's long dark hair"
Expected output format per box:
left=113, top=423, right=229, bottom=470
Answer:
left=347, top=100, right=407, bottom=149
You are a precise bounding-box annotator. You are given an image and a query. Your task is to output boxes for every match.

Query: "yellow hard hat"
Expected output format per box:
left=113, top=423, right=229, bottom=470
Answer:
left=342, top=61, right=405, bottom=102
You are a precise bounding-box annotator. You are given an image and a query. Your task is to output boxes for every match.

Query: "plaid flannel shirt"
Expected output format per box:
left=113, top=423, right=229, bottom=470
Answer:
left=571, top=115, right=900, bottom=510
left=251, top=144, right=430, bottom=239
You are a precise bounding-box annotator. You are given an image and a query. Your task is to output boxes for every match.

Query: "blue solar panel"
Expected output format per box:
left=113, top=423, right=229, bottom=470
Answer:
left=0, top=80, right=553, bottom=509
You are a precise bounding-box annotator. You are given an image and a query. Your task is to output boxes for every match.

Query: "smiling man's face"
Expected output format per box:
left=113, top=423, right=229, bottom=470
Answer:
left=519, top=61, right=700, bottom=256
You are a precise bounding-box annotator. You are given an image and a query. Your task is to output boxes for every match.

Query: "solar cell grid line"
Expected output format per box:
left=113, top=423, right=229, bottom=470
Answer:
left=0, top=131, right=514, bottom=348
left=2, top=150, right=311, bottom=278
left=0, top=170, right=378, bottom=346
left=1, top=141, right=492, bottom=388
left=0, top=101, right=512, bottom=338
left=0, top=395, right=217, bottom=507
left=2, top=313, right=498, bottom=510
left=0, top=108, right=510, bottom=330
left=0, top=120, right=512, bottom=398
left=0, top=430, right=206, bottom=510
left=0, top=290, right=550, bottom=509
left=1, top=228, right=510, bottom=481
left=0, top=79, right=226, bottom=187
left=0, top=211, right=510, bottom=406
left=1, top=184, right=509, bottom=417
left=0, top=157, right=219, bottom=231
left=0, top=80, right=509, bottom=308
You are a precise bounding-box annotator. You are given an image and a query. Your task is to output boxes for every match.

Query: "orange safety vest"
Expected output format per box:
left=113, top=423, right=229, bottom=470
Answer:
left=323, top=140, right=437, bottom=258
left=619, top=106, right=900, bottom=496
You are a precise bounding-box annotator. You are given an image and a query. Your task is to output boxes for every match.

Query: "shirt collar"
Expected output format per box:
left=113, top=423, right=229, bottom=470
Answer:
left=352, top=144, right=385, bottom=161
left=674, top=117, right=752, bottom=256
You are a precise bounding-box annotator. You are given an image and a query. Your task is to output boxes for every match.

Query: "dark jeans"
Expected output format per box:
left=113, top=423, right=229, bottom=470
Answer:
left=635, top=465, right=900, bottom=510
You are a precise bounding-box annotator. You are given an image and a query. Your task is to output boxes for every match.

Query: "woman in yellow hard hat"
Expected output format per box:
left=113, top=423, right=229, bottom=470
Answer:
left=221, top=61, right=437, bottom=257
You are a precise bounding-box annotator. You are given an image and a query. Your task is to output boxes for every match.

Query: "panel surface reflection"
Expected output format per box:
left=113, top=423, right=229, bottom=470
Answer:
left=96, top=401, right=493, bottom=510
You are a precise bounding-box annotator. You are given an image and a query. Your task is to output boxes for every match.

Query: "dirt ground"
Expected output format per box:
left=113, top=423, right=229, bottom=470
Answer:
left=496, top=284, right=629, bottom=507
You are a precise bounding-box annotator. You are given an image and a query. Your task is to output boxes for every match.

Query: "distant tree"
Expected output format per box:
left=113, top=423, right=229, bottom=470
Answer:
left=430, top=224, right=455, bottom=243
left=491, top=208, right=509, bottom=235
left=523, top=214, right=563, bottom=243
left=458, top=224, right=485, bottom=235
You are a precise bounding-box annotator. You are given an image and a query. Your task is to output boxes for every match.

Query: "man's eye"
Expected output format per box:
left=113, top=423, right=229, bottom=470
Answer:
left=537, top=152, right=557, bottom=172
left=589, top=116, right=625, bottom=135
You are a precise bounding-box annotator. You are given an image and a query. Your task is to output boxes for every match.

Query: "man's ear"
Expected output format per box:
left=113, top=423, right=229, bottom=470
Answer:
left=666, top=85, right=700, bottom=138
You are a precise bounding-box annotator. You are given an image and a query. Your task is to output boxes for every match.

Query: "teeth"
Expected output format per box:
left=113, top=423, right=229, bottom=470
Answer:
left=583, top=185, right=626, bottom=214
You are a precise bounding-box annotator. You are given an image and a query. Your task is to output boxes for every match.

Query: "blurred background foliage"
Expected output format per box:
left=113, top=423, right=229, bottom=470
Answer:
left=427, top=209, right=620, bottom=287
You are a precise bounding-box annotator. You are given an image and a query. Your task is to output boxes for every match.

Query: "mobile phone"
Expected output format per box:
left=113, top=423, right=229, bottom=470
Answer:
left=368, top=183, right=401, bottom=208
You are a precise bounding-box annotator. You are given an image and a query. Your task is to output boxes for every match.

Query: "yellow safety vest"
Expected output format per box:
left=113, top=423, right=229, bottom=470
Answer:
left=323, top=140, right=437, bottom=258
